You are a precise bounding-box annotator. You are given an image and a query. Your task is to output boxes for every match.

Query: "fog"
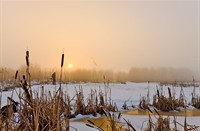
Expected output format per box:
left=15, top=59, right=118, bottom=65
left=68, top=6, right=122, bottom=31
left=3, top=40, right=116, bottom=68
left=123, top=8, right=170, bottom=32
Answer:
left=0, top=65, right=199, bottom=82
left=0, top=0, right=199, bottom=74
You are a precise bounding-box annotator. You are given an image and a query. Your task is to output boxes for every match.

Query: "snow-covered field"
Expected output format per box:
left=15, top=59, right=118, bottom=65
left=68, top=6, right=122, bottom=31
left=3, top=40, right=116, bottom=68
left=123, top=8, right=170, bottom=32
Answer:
left=1, top=82, right=200, bottom=130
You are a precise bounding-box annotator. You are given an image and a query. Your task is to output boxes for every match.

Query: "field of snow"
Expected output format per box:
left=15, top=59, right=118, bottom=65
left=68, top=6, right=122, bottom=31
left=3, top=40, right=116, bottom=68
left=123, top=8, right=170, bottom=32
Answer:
left=1, top=82, right=200, bottom=130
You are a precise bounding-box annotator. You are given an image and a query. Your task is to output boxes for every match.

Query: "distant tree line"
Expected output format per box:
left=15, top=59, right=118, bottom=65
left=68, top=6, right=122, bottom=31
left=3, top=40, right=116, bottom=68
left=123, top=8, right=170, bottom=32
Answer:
left=0, top=65, right=199, bottom=83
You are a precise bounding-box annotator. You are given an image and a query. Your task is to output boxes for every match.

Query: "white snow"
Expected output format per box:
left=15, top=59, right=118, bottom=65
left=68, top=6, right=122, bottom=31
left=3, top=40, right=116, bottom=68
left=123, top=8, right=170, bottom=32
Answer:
left=70, top=122, right=99, bottom=131
left=1, top=82, right=200, bottom=130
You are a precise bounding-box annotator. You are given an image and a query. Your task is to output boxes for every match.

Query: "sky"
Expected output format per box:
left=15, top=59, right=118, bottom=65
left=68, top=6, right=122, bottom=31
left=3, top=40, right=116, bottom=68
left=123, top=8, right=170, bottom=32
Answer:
left=0, top=0, right=200, bottom=72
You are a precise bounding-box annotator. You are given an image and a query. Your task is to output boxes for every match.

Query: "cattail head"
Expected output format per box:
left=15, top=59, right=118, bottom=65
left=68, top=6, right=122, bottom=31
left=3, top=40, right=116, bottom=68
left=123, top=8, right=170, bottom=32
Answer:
left=26, top=55, right=29, bottom=67
left=61, top=53, right=64, bottom=68
left=23, top=75, right=26, bottom=80
left=157, top=89, right=160, bottom=97
left=117, top=112, right=121, bottom=119
left=15, top=70, right=18, bottom=80
left=26, top=50, right=29, bottom=58
left=22, top=75, right=27, bottom=86
left=26, top=50, right=29, bottom=67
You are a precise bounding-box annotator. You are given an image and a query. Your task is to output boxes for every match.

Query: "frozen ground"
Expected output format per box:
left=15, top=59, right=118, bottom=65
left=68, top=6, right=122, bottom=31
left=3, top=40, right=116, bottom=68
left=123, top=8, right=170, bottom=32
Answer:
left=1, top=82, right=200, bottom=130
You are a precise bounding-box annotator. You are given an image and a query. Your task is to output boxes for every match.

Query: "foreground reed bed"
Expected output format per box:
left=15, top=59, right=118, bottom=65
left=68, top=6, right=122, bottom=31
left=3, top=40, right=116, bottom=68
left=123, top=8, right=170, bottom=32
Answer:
left=139, top=85, right=186, bottom=112
left=0, top=51, right=70, bottom=130
left=0, top=51, right=118, bottom=130
left=141, top=107, right=199, bottom=131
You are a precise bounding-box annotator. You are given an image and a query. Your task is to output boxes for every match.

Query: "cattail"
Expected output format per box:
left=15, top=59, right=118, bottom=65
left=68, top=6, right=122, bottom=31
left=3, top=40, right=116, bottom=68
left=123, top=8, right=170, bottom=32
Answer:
left=61, top=53, right=64, bottom=68
left=22, top=75, right=31, bottom=104
left=26, top=50, right=29, bottom=58
left=15, top=70, right=18, bottom=80
left=193, top=76, right=195, bottom=97
left=25, top=50, right=29, bottom=67
left=168, top=87, right=172, bottom=98
left=117, top=112, right=121, bottom=119
left=26, top=55, right=29, bottom=67
left=23, top=75, right=27, bottom=86
left=23, top=75, right=26, bottom=80
left=157, top=89, right=160, bottom=97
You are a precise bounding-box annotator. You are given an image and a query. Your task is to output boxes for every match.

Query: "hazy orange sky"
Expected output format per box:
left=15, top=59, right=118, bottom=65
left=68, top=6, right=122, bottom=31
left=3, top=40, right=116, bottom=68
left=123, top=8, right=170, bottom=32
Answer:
left=0, top=0, right=199, bottom=72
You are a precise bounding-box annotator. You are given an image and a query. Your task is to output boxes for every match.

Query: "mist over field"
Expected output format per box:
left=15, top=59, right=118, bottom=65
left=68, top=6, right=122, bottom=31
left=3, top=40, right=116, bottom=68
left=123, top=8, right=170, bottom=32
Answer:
left=0, top=65, right=199, bottom=83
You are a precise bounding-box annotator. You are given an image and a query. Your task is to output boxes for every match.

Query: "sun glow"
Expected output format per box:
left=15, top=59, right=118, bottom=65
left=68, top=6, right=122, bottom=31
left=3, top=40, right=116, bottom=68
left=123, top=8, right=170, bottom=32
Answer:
left=68, top=64, right=73, bottom=69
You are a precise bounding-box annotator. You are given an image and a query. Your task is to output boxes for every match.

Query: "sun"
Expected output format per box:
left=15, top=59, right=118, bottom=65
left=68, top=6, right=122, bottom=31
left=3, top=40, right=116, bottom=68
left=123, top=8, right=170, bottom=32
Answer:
left=68, top=64, right=73, bottom=69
